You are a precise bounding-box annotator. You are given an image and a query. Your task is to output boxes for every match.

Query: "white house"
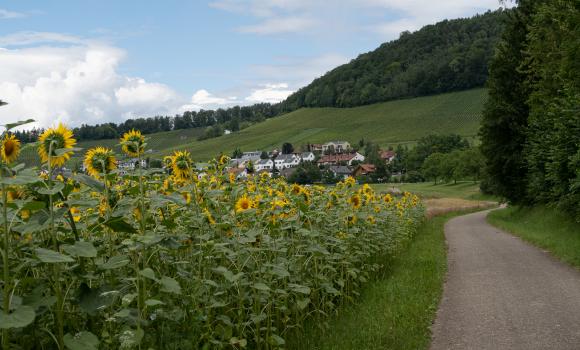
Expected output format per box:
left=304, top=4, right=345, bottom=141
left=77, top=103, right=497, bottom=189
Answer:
left=300, top=152, right=315, bottom=162
left=317, top=152, right=365, bottom=166
left=117, top=158, right=147, bottom=171
left=242, top=151, right=261, bottom=162
left=322, top=141, right=351, bottom=154
left=274, top=154, right=300, bottom=169
left=255, top=159, right=274, bottom=171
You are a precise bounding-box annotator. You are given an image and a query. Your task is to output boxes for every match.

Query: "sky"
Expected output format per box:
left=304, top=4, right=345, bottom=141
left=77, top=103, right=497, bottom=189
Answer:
left=0, top=0, right=509, bottom=129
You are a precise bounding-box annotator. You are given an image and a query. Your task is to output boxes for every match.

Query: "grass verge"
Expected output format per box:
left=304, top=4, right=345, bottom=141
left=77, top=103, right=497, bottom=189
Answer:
left=287, top=210, right=475, bottom=350
left=488, top=205, right=580, bottom=268
left=374, top=181, right=496, bottom=201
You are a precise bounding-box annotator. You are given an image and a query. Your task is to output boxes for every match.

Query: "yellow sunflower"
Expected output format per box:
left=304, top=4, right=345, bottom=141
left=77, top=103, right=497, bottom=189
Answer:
left=120, top=129, right=145, bottom=157
left=1, top=134, right=21, bottom=164
left=170, top=150, right=193, bottom=180
left=203, top=208, right=216, bottom=225
left=235, top=195, right=253, bottom=213
left=84, top=147, right=117, bottom=178
left=38, top=124, right=76, bottom=167
left=348, top=194, right=362, bottom=209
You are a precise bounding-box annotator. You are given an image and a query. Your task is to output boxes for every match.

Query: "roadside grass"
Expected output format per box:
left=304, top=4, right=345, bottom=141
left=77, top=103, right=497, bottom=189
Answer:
left=373, top=181, right=496, bottom=201
left=287, top=210, right=476, bottom=350
left=488, top=205, right=580, bottom=268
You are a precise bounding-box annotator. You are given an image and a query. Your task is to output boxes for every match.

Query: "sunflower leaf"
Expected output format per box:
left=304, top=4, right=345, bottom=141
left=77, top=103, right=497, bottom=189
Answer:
left=3, top=119, right=35, bottom=131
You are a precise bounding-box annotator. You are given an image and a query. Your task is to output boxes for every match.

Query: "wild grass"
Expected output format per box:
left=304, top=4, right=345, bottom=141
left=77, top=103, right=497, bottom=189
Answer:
left=375, top=181, right=496, bottom=201
left=488, top=205, right=580, bottom=268
left=287, top=210, right=479, bottom=350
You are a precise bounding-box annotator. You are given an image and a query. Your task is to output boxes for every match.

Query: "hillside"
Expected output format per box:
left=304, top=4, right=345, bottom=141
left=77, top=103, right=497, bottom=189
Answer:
left=17, top=88, right=486, bottom=167
left=282, top=10, right=505, bottom=110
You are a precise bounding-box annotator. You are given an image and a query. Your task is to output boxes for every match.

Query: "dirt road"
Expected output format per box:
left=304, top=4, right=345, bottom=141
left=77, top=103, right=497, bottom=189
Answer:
left=430, top=210, right=580, bottom=350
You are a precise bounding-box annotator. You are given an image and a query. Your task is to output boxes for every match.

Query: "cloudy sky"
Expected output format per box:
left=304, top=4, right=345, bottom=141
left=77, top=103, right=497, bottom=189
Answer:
left=0, top=0, right=508, bottom=128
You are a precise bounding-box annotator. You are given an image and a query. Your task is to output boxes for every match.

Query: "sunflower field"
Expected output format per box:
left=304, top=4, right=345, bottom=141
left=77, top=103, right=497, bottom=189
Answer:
left=0, top=121, right=424, bottom=349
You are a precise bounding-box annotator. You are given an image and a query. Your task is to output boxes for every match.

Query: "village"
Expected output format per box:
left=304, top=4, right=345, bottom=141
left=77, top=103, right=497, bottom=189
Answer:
left=225, top=140, right=396, bottom=181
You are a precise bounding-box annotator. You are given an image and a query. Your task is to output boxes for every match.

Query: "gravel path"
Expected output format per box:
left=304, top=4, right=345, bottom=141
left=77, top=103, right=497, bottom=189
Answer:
left=430, top=209, right=580, bottom=350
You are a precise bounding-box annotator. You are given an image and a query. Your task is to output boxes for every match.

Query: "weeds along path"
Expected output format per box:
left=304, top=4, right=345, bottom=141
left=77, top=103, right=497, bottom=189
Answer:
left=430, top=209, right=580, bottom=350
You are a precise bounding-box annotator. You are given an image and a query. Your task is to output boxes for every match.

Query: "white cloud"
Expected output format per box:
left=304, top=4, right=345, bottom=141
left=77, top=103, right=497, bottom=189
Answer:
left=0, top=8, right=25, bottom=19
left=238, top=16, right=315, bottom=34
left=0, top=32, right=184, bottom=129
left=0, top=31, right=83, bottom=46
left=245, top=83, right=294, bottom=103
left=249, top=53, right=350, bottom=87
left=211, top=0, right=509, bottom=37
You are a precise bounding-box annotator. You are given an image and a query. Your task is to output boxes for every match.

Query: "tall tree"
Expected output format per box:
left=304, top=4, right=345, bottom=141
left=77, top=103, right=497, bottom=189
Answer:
left=479, top=1, right=536, bottom=203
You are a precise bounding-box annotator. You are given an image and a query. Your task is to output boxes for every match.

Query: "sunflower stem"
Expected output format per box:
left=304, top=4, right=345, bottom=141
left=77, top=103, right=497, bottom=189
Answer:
left=47, top=142, right=65, bottom=350
left=2, top=182, right=11, bottom=350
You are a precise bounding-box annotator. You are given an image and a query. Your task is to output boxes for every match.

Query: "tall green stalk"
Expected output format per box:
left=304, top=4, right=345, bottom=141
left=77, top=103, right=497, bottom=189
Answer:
left=47, top=143, right=64, bottom=350
left=2, top=182, right=10, bottom=350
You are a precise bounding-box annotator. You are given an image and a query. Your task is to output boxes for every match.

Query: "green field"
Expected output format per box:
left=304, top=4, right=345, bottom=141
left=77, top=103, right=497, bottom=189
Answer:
left=18, top=88, right=486, bottom=166
left=373, top=181, right=496, bottom=201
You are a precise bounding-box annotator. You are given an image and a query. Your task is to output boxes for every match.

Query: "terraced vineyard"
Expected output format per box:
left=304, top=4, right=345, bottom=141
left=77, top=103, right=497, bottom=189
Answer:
left=18, top=88, right=486, bottom=166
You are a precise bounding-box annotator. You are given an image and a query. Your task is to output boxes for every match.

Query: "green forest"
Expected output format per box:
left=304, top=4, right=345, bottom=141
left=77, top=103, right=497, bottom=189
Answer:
left=281, top=10, right=506, bottom=110
left=480, top=0, right=580, bottom=220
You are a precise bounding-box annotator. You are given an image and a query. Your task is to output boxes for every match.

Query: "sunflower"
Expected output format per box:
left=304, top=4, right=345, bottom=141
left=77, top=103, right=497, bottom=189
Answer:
left=70, top=207, right=81, bottom=222
left=348, top=194, right=362, bottom=209
left=38, top=124, right=76, bottom=167
left=120, top=129, right=145, bottom=157
left=218, top=154, right=229, bottom=165
left=203, top=208, right=216, bottom=225
left=346, top=215, right=358, bottom=226
left=84, top=147, right=117, bottom=178
left=1, top=134, right=21, bottom=164
left=235, top=195, right=253, bottom=213
left=171, top=150, right=193, bottom=180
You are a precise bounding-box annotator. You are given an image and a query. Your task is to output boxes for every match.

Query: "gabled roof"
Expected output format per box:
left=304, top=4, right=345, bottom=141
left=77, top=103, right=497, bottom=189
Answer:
left=380, top=150, right=396, bottom=159
left=355, top=164, right=376, bottom=173
left=276, top=154, right=296, bottom=161
left=256, top=159, right=272, bottom=165
left=317, top=153, right=360, bottom=163
left=329, top=165, right=351, bottom=174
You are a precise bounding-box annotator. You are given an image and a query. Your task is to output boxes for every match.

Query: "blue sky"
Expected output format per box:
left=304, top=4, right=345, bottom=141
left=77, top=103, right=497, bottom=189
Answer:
left=0, top=0, right=508, bottom=128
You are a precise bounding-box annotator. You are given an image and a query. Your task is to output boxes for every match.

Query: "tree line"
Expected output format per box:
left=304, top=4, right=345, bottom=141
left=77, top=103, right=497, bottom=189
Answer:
left=11, top=103, right=282, bottom=143
left=480, top=0, right=580, bottom=220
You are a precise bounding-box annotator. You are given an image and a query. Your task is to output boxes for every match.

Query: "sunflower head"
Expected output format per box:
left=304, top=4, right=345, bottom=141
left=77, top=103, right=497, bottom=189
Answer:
left=120, top=129, right=145, bottom=157
left=348, top=194, right=362, bottom=209
left=218, top=154, right=229, bottom=165
left=235, top=195, right=253, bottom=213
left=84, top=147, right=117, bottom=178
left=171, top=150, right=193, bottom=180
left=38, top=124, right=76, bottom=167
left=1, top=134, right=21, bottom=164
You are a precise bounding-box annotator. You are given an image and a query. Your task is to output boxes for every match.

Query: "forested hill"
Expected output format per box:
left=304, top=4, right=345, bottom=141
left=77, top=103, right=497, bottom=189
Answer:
left=281, top=10, right=506, bottom=110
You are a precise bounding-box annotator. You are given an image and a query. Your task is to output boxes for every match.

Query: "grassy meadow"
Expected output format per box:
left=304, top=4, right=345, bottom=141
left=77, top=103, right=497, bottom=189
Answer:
left=373, top=181, right=495, bottom=201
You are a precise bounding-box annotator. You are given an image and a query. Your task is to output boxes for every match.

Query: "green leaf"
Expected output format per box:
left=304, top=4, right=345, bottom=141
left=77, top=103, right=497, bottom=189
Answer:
left=139, top=268, right=158, bottom=282
left=3, top=119, right=35, bottom=131
left=37, top=182, right=65, bottom=195
left=64, top=331, right=99, bottom=350
left=268, top=334, right=285, bottom=346
left=159, top=276, right=181, bottom=294
left=145, top=299, right=164, bottom=307
left=288, top=283, right=311, bottom=295
left=78, top=284, right=115, bottom=315
left=35, top=248, right=74, bottom=263
left=72, top=174, right=104, bottom=191
left=252, top=282, right=270, bottom=291
left=62, top=241, right=97, bottom=258
left=0, top=175, right=39, bottom=185
left=0, top=305, right=35, bottom=329
left=98, top=255, right=130, bottom=270
left=296, top=298, right=310, bottom=310
left=103, top=217, right=137, bottom=234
